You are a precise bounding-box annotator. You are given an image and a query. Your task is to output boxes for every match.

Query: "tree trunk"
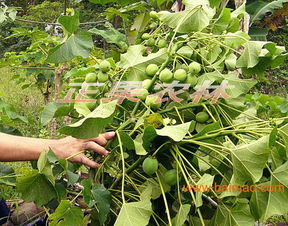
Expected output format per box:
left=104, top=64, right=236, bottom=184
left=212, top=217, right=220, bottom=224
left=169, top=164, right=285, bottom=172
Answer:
left=234, top=0, right=250, bottom=33
left=49, top=66, right=64, bottom=139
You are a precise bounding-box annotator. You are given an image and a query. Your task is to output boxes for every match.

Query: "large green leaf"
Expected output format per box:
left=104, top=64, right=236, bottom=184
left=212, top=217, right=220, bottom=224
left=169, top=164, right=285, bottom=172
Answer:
left=119, top=45, right=167, bottom=81
left=139, top=178, right=162, bottom=200
left=59, top=100, right=117, bottom=139
left=16, top=169, right=57, bottom=206
left=82, top=182, right=112, bottom=225
left=249, top=27, right=269, bottom=41
left=172, top=204, right=191, bottom=226
left=158, top=6, right=213, bottom=33
left=47, top=32, right=93, bottom=63
left=196, top=71, right=221, bottom=86
left=114, top=200, right=153, bottom=226
left=49, top=200, right=84, bottom=226
left=130, top=126, right=158, bottom=155
left=119, top=132, right=135, bottom=151
left=41, top=102, right=72, bottom=126
left=222, top=73, right=257, bottom=98
left=250, top=161, right=288, bottom=221
left=130, top=13, right=150, bottom=33
left=128, top=13, right=150, bottom=45
left=132, top=126, right=158, bottom=155
left=230, top=136, right=270, bottom=184
left=89, top=23, right=126, bottom=47
left=142, top=126, right=158, bottom=150
left=83, top=181, right=112, bottom=225
left=247, top=0, right=288, bottom=25
left=236, top=41, right=266, bottom=68
left=58, top=11, right=80, bottom=34
left=91, top=184, right=111, bottom=224
left=156, top=121, right=192, bottom=142
left=194, top=122, right=221, bottom=138
left=209, top=199, right=255, bottom=226
left=224, top=31, right=250, bottom=49
left=134, top=134, right=148, bottom=155
left=37, top=150, right=55, bottom=185
left=212, top=8, right=231, bottom=34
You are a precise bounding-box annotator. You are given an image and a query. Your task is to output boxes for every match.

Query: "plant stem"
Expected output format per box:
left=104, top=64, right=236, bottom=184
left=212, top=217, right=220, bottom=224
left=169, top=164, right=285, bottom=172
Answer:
left=116, top=131, right=126, bottom=204
left=116, top=118, right=133, bottom=131
left=156, top=172, right=172, bottom=226
left=110, top=156, right=146, bottom=189
left=184, top=129, right=254, bottom=142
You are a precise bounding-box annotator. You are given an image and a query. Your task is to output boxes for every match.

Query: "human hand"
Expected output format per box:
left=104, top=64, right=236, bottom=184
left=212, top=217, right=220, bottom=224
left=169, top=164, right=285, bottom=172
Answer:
left=51, top=132, right=115, bottom=168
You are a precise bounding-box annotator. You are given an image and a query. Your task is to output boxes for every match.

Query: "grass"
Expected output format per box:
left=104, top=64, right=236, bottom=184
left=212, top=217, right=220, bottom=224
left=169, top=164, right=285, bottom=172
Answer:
left=0, top=67, right=48, bottom=199
left=0, top=67, right=46, bottom=137
left=253, top=28, right=288, bottom=98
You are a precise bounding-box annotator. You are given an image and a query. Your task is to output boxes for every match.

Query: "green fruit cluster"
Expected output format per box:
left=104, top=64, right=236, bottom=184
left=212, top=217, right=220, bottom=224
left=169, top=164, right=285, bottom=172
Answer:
left=84, top=60, right=111, bottom=84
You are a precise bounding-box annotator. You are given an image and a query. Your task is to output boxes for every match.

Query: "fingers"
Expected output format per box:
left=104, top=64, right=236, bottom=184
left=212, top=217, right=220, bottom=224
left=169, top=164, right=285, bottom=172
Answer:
left=90, top=134, right=107, bottom=146
left=76, top=154, right=100, bottom=168
left=85, top=141, right=109, bottom=156
left=88, top=132, right=115, bottom=146
left=102, top=131, right=116, bottom=140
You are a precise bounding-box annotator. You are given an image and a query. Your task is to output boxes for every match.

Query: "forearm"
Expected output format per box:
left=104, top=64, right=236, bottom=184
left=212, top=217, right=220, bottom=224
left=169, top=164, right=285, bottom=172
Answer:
left=0, top=132, right=57, bottom=161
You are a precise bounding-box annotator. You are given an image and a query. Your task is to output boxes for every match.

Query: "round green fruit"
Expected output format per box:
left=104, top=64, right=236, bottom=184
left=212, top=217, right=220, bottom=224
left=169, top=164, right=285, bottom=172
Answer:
left=147, top=38, right=155, bottom=47
left=173, top=69, right=187, bottom=82
left=145, top=95, right=161, bottom=109
left=99, top=60, right=111, bottom=73
left=149, top=11, right=159, bottom=20
left=188, top=62, right=201, bottom=75
left=196, top=111, right=209, bottom=123
left=164, top=169, right=177, bottom=186
left=85, top=85, right=98, bottom=98
left=85, top=73, right=97, bottom=83
left=131, top=88, right=149, bottom=101
left=159, top=68, right=173, bottom=82
left=149, top=22, right=158, bottom=29
left=142, top=33, right=151, bottom=40
left=142, top=157, right=158, bottom=175
left=146, top=64, right=159, bottom=76
left=143, top=79, right=152, bottom=90
left=185, top=74, right=198, bottom=86
left=97, top=72, right=109, bottom=83
left=157, top=39, right=167, bottom=48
